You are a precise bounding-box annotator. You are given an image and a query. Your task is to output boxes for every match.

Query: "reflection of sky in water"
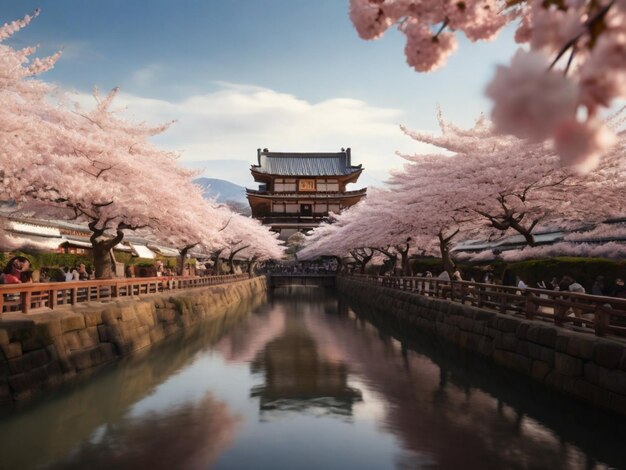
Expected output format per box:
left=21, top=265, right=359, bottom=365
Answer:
left=126, top=339, right=411, bottom=469
left=0, top=288, right=625, bottom=469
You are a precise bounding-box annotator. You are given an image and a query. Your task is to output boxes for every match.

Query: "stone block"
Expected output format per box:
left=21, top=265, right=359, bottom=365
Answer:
left=515, top=340, right=530, bottom=357
left=584, top=363, right=599, bottom=384
left=526, top=325, right=540, bottom=343
left=531, top=361, right=551, bottom=382
left=69, top=343, right=116, bottom=371
left=7, top=348, right=49, bottom=375
left=8, top=364, right=49, bottom=396
left=594, top=342, right=624, bottom=369
left=496, top=317, right=520, bottom=333
left=60, top=315, right=85, bottom=333
left=495, top=332, right=518, bottom=353
left=149, top=327, right=165, bottom=344
left=36, top=320, right=62, bottom=341
left=101, top=308, right=120, bottom=324
left=21, top=336, right=47, bottom=353
left=537, top=327, right=557, bottom=348
left=0, top=329, right=10, bottom=346
left=119, top=305, right=137, bottom=322
left=555, top=335, right=569, bottom=353
left=63, top=331, right=81, bottom=351
left=554, top=352, right=583, bottom=377
left=477, top=337, right=493, bottom=357
left=83, top=310, right=103, bottom=328
left=163, top=323, right=181, bottom=337
left=597, top=367, right=626, bottom=395
left=515, top=322, right=530, bottom=340
left=486, top=328, right=502, bottom=341
left=566, top=336, right=596, bottom=360
left=474, top=311, right=494, bottom=322
left=78, top=327, right=100, bottom=349
left=493, top=350, right=532, bottom=374
left=97, top=324, right=109, bottom=342
left=570, top=379, right=602, bottom=404
left=118, top=317, right=140, bottom=332
left=1, top=342, right=22, bottom=360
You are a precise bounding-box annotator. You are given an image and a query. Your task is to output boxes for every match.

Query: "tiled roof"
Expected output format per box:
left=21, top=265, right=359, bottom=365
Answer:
left=252, top=150, right=362, bottom=176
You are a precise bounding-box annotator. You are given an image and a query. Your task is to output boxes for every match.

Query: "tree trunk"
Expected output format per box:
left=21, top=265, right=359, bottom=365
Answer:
left=438, top=233, right=456, bottom=276
left=92, top=241, right=116, bottom=279
left=509, top=219, right=537, bottom=246
left=177, top=246, right=190, bottom=276
left=211, top=249, right=224, bottom=275
left=395, top=243, right=412, bottom=276
left=247, top=258, right=258, bottom=275
left=228, top=246, right=249, bottom=274
left=89, top=224, right=124, bottom=280
left=400, top=251, right=412, bottom=276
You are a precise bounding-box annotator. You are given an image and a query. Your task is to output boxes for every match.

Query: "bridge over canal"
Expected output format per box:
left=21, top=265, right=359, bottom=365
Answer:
left=267, top=274, right=336, bottom=288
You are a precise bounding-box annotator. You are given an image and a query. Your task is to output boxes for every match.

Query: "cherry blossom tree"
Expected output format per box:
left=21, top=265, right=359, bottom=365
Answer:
left=0, top=12, right=284, bottom=278
left=398, top=110, right=626, bottom=247
left=0, top=11, right=64, bottom=201
left=349, top=0, right=626, bottom=171
left=302, top=109, right=625, bottom=272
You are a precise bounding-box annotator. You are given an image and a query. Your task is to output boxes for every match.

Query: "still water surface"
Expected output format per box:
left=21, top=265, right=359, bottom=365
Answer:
left=0, top=286, right=625, bottom=469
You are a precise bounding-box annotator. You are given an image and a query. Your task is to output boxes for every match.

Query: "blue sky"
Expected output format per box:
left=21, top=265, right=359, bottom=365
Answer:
left=1, top=1, right=519, bottom=186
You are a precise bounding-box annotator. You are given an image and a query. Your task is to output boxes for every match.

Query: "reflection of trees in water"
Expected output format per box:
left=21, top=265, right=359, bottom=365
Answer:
left=47, top=393, right=239, bottom=470
left=304, top=298, right=626, bottom=469
left=214, top=305, right=286, bottom=364
left=0, top=297, right=263, bottom=470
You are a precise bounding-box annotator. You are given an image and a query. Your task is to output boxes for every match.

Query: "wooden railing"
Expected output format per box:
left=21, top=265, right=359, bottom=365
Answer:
left=0, top=274, right=251, bottom=315
left=345, top=274, right=626, bottom=338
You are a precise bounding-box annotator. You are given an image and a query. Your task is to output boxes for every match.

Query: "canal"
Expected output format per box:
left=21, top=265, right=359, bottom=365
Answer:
left=0, top=286, right=625, bottom=469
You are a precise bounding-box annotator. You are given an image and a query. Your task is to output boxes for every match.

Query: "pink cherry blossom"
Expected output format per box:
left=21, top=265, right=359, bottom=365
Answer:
left=553, top=118, right=617, bottom=173
left=349, top=0, right=394, bottom=40
left=402, top=19, right=457, bottom=72
left=578, top=32, right=626, bottom=111
left=486, top=49, right=579, bottom=140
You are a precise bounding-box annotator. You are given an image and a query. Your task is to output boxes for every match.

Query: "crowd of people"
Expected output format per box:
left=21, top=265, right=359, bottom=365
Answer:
left=0, top=256, right=96, bottom=284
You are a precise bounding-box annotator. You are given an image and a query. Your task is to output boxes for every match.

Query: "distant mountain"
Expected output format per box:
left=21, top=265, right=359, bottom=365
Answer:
left=184, top=159, right=252, bottom=187
left=194, top=177, right=251, bottom=215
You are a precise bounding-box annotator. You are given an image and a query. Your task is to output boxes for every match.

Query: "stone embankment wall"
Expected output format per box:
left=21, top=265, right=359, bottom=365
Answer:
left=0, top=277, right=267, bottom=404
left=338, top=277, right=626, bottom=416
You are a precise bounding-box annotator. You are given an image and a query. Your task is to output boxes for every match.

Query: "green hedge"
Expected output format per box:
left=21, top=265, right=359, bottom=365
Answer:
left=7, top=251, right=93, bottom=270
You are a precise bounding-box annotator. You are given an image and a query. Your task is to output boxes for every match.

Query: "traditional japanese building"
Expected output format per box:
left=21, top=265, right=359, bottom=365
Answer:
left=246, top=148, right=367, bottom=239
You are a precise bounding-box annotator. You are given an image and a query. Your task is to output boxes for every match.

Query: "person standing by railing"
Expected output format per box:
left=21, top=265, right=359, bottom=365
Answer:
left=609, top=278, right=626, bottom=299
left=0, top=256, right=30, bottom=284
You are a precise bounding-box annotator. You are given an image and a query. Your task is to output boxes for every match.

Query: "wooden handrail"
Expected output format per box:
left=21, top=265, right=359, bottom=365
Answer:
left=0, top=274, right=252, bottom=315
left=344, top=274, right=626, bottom=338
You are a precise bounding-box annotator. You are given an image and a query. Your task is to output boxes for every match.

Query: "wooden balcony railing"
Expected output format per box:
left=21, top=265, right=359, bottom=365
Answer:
left=0, top=274, right=251, bottom=315
left=345, top=274, right=626, bottom=338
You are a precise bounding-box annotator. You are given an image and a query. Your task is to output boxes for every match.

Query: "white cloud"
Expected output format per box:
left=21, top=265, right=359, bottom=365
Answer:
left=130, top=64, right=162, bottom=87
left=71, top=82, right=434, bottom=186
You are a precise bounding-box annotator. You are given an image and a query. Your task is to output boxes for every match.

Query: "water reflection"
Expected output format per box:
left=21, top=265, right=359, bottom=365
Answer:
left=0, top=286, right=624, bottom=469
left=250, top=304, right=362, bottom=418
left=0, top=295, right=264, bottom=470
left=48, top=393, right=239, bottom=470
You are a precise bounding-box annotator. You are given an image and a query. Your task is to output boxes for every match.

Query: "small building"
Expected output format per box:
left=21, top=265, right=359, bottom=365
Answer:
left=246, top=148, right=367, bottom=239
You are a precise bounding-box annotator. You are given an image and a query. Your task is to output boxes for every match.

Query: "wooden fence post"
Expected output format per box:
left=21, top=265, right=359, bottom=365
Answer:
left=524, top=293, right=537, bottom=319
left=21, top=291, right=31, bottom=314
left=594, top=305, right=610, bottom=337
left=48, top=289, right=56, bottom=310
